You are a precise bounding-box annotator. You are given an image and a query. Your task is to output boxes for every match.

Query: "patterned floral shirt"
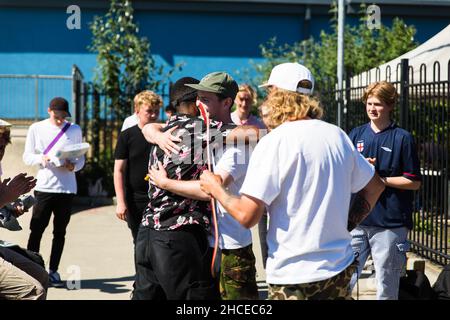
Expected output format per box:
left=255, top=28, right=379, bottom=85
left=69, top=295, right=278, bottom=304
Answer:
left=141, top=114, right=234, bottom=232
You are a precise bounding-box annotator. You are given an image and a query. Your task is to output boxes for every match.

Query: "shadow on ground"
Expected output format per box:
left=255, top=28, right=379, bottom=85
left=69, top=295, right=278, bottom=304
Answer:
left=54, top=275, right=134, bottom=294
left=70, top=204, right=113, bottom=215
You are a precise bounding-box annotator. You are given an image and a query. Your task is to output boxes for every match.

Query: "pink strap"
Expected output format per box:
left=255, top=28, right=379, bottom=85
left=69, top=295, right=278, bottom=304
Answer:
left=43, top=122, right=71, bottom=155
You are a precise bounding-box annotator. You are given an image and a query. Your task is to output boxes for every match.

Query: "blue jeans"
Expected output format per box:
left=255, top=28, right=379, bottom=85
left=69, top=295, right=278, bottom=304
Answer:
left=349, top=226, right=409, bottom=300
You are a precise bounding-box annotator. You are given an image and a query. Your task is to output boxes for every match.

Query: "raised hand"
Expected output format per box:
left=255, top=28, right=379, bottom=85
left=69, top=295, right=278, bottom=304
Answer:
left=0, top=173, right=36, bottom=206
left=155, top=126, right=182, bottom=156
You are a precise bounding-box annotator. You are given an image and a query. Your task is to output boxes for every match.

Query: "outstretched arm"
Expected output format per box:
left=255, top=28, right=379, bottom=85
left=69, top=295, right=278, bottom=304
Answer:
left=226, top=125, right=264, bottom=145
left=148, top=161, right=212, bottom=201
left=142, top=123, right=181, bottom=156
left=148, top=162, right=236, bottom=202
left=382, top=176, right=421, bottom=190
left=199, top=170, right=265, bottom=228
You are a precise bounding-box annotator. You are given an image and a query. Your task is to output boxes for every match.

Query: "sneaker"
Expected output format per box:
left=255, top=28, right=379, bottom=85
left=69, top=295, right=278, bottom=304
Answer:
left=49, top=270, right=65, bottom=288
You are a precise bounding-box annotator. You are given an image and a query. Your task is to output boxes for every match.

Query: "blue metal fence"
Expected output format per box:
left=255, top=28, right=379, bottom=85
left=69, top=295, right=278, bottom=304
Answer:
left=0, top=74, right=73, bottom=124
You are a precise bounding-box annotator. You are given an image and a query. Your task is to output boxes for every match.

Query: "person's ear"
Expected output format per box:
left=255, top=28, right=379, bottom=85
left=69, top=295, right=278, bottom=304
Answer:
left=226, top=97, right=233, bottom=109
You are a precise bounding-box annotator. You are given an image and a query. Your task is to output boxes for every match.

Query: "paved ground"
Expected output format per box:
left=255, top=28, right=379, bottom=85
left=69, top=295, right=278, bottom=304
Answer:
left=4, top=204, right=135, bottom=299
left=3, top=203, right=268, bottom=300
left=2, top=200, right=384, bottom=300
left=2, top=190, right=443, bottom=300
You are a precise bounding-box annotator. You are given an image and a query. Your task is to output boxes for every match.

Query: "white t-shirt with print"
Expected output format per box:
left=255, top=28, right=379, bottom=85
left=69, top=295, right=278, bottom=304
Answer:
left=208, top=145, right=253, bottom=250
left=240, top=119, right=375, bottom=285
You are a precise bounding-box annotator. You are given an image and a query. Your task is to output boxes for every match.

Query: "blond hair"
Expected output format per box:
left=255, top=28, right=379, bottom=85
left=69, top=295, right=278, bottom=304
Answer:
left=363, top=81, right=398, bottom=107
left=135, top=90, right=163, bottom=111
left=263, top=89, right=323, bottom=129
left=237, top=84, right=257, bottom=106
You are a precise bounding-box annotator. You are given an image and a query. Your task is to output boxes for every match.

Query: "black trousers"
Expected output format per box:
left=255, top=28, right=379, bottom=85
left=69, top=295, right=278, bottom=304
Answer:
left=27, top=191, right=74, bottom=272
left=126, top=197, right=148, bottom=245
left=133, top=225, right=219, bottom=300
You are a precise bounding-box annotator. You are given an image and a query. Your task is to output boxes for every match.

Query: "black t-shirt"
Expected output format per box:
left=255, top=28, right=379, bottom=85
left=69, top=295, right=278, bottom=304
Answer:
left=114, top=125, right=153, bottom=202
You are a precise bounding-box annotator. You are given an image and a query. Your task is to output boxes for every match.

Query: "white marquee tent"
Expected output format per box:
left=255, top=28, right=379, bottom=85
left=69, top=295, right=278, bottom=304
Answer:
left=351, top=24, right=450, bottom=86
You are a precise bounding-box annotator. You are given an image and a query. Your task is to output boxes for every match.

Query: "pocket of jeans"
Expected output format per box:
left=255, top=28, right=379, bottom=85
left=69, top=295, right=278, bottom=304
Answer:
left=223, top=265, right=255, bottom=285
left=186, top=281, right=219, bottom=300
left=396, top=241, right=410, bottom=253
left=392, top=240, right=409, bottom=270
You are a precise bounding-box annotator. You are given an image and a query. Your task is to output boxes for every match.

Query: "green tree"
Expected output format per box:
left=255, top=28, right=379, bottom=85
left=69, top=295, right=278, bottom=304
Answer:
left=247, top=3, right=418, bottom=94
left=85, top=0, right=179, bottom=196
left=88, top=0, right=176, bottom=120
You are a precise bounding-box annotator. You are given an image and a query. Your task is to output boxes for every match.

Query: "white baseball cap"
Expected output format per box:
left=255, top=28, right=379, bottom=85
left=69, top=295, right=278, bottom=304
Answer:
left=259, top=62, right=314, bottom=95
left=0, top=119, right=12, bottom=128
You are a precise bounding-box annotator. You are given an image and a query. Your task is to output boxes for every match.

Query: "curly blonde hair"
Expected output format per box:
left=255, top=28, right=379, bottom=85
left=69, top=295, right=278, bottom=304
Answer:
left=262, top=89, right=323, bottom=129
left=135, top=90, right=163, bottom=110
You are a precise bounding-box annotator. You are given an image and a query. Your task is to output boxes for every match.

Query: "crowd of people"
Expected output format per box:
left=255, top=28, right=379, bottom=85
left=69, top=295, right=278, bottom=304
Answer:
left=0, top=62, right=422, bottom=300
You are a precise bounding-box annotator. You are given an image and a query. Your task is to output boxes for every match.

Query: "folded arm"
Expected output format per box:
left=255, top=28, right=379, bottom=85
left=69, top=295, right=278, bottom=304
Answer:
left=382, top=176, right=421, bottom=190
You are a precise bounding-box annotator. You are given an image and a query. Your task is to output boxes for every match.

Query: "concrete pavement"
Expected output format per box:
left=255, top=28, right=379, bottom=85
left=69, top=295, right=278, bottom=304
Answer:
left=2, top=203, right=267, bottom=300
left=4, top=201, right=442, bottom=300
left=3, top=204, right=136, bottom=300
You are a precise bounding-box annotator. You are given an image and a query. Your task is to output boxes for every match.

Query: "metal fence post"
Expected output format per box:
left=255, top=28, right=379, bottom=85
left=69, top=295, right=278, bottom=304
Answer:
left=399, top=58, right=409, bottom=129
left=344, top=74, right=351, bottom=132
left=72, top=65, right=84, bottom=125
left=34, top=76, right=39, bottom=122
left=92, top=86, right=100, bottom=163
left=82, top=82, right=88, bottom=138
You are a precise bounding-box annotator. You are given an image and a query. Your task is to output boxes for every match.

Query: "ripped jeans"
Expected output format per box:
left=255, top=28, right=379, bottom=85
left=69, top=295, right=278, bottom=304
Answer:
left=349, top=226, right=409, bottom=300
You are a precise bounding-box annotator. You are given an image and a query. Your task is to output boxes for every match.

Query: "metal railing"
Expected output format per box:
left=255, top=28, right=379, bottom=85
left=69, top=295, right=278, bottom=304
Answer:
left=321, top=58, right=450, bottom=266
left=0, top=74, right=73, bottom=125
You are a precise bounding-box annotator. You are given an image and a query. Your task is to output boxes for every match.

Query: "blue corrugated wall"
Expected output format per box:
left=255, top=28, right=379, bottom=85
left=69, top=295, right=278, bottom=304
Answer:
left=0, top=6, right=448, bottom=119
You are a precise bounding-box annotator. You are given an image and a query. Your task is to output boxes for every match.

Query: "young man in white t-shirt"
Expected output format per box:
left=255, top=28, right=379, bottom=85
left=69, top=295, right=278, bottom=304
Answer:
left=199, top=63, right=386, bottom=300
left=23, top=97, right=85, bottom=288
